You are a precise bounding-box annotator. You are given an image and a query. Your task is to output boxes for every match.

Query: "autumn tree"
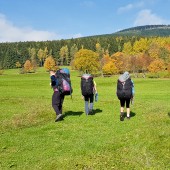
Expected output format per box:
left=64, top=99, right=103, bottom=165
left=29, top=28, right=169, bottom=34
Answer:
left=96, top=43, right=104, bottom=59
left=28, top=48, right=37, bottom=71
left=15, top=61, right=21, bottom=68
left=165, top=44, right=170, bottom=64
left=44, top=47, right=48, bottom=57
left=73, top=49, right=100, bottom=74
left=95, top=43, right=105, bottom=76
left=37, top=47, right=48, bottom=67
left=133, top=38, right=149, bottom=54
left=44, top=56, right=56, bottom=71
left=136, top=53, right=153, bottom=76
left=59, top=45, right=69, bottom=65
left=70, top=44, right=78, bottom=67
left=101, top=54, right=118, bottom=75
left=122, top=41, right=133, bottom=55
left=129, top=55, right=138, bottom=74
left=159, top=47, right=170, bottom=66
left=24, top=60, right=33, bottom=73
left=148, top=59, right=165, bottom=73
left=148, top=42, right=160, bottom=59
left=111, top=52, right=127, bottom=73
left=167, top=63, right=170, bottom=73
left=37, top=48, right=44, bottom=67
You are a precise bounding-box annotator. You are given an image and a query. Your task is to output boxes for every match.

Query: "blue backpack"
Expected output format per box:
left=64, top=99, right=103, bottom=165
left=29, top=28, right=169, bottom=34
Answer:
left=55, top=68, right=73, bottom=96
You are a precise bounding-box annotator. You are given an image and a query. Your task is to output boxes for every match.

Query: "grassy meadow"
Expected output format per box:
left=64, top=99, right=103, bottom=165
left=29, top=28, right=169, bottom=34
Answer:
left=0, top=68, right=170, bottom=170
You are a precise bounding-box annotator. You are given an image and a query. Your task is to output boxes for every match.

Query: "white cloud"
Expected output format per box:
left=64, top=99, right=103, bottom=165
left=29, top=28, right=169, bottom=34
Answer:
left=117, top=1, right=144, bottom=14
left=117, top=4, right=133, bottom=13
left=0, top=14, right=62, bottom=42
left=134, top=9, right=169, bottom=26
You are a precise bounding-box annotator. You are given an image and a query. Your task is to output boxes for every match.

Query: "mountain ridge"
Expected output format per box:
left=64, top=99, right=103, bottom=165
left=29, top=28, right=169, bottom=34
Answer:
left=112, top=25, right=170, bottom=36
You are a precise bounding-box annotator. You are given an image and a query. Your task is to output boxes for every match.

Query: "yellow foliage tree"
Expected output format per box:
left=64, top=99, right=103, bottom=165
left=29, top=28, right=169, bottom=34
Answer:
left=148, top=59, right=165, bottom=73
left=101, top=54, right=111, bottom=65
left=122, top=42, right=133, bottom=55
left=148, top=42, right=160, bottom=59
left=59, top=45, right=69, bottom=65
left=167, top=63, right=170, bottom=73
left=101, top=54, right=118, bottom=75
left=24, top=60, right=33, bottom=73
left=136, top=53, right=152, bottom=72
left=29, top=47, right=37, bottom=71
left=37, top=48, right=44, bottom=66
left=73, top=49, right=100, bottom=74
left=96, top=43, right=104, bottom=58
left=44, top=56, right=56, bottom=71
left=37, top=47, right=49, bottom=67
left=16, top=61, right=21, bottom=68
left=133, top=38, right=149, bottom=54
left=111, top=52, right=126, bottom=73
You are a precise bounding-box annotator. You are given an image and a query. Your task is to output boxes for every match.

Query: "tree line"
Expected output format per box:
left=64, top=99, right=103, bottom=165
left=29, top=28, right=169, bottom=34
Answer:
left=0, top=35, right=170, bottom=76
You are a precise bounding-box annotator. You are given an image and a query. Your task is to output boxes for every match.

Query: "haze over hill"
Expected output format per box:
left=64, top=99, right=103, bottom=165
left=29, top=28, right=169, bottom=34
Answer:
left=112, top=25, right=170, bottom=37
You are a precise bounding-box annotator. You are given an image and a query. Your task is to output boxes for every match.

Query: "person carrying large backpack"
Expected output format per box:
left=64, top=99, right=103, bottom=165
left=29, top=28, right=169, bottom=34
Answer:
left=50, top=68, right=72, bottom=122
left=81, top=73, right=97, bottom=115
left=116, top=71, right=134, bottom=121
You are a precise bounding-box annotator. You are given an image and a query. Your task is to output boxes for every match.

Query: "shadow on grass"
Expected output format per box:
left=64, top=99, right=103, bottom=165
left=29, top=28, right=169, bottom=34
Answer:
left=123, top=111, right=136, bottom=118
left=89, top=108, right=103, bottom=115
left=64, top=109, right=103, bottom=117
left=130, top=111, right=136, bottom=118
left=168, top=112, right=170, bottom=117
left=64, top=111, right=84, bottom=117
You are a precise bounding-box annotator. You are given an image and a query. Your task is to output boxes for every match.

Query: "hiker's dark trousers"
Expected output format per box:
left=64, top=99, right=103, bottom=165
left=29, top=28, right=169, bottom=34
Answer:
left=120, top=98, right=130, bottom=108
left=84, top=94, right=94, bottom=103
left=52, top=91, right=65, bottom=115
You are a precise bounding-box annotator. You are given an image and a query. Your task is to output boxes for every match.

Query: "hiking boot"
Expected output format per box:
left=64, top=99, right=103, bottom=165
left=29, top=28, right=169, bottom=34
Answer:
left=89, top=109, right=93, bottom=115
left=55, top=114, right=64, bottom=122
left=120, top=112, right=124, bottom=121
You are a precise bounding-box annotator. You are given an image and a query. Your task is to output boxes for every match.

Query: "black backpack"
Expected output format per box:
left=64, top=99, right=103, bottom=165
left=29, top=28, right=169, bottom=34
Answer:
left=81, top=74, right=94, bottom=96
left=55, top=69, right=73, bottom=96
left=117, top=78, right=133, bottom=99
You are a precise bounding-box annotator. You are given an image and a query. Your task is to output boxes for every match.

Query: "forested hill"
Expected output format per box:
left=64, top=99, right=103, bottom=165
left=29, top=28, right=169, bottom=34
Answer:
left=112, top=25, right=170, bottom=37
left=1, top=25, right=170, bottom=70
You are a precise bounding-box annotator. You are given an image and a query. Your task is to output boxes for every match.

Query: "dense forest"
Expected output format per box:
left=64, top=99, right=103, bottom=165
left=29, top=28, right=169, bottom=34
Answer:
left=0, top=25, right=170, bottom=77
left=0, top=36, right=129, bottom=69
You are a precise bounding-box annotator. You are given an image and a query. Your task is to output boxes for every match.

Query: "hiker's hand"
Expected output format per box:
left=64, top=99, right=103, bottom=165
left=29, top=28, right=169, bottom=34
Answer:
left=81, top=96, right=84, bottom=100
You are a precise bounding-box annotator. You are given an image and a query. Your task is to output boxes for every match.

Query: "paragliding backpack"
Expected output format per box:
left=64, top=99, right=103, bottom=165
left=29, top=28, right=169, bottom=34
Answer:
left=81, top=74, right=94, bottom=96
left=55, top=69, right=73, bottom=96
left=117, top=78, right=133, bottom=99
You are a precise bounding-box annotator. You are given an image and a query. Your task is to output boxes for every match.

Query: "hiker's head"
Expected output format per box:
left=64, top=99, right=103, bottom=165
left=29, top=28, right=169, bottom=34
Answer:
left=50, top=70, right=55, bottom=76
left=124, top=71, right=130, bottom=79
left=119, top=71, right=130, bottom=82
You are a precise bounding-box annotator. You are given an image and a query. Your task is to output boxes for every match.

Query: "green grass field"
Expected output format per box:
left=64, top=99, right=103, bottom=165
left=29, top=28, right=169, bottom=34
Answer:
left=0, top=68, right=170, bottom=170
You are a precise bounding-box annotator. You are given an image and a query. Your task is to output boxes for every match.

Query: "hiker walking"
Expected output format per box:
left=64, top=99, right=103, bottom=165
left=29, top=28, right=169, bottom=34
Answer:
left=81, top=73, right=97, bottom=115
left=116, top=71, right=134, bottom=121
left=50, top=68, right=72, bottom=122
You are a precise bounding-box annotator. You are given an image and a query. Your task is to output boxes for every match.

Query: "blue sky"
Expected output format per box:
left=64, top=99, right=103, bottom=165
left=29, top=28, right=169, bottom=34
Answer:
left=0, top=0, right=170, bottom=42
